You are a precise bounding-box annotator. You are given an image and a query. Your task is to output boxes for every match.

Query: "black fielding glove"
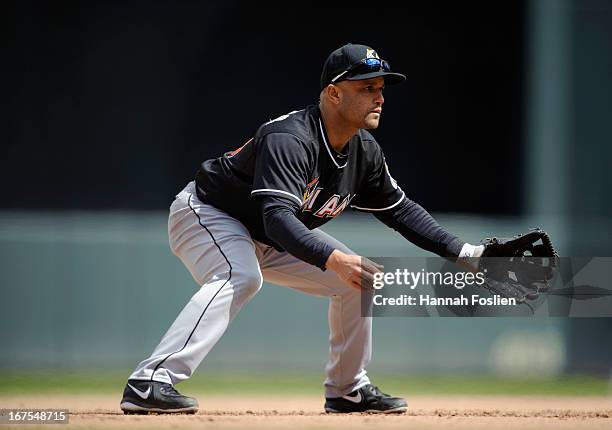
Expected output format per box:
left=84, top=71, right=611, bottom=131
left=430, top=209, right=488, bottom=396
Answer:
left=478, top=229, right=559, bottom=303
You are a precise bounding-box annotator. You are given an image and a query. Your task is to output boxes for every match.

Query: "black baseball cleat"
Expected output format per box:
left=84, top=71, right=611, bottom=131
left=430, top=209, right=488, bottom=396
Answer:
left=120, top=379, right=199, bottom=414
left=324, top=384, right=407, bottom=414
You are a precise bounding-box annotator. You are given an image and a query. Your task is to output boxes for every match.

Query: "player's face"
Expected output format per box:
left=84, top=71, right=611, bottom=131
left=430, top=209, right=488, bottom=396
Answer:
left=337, top=77, right=385, bottom=129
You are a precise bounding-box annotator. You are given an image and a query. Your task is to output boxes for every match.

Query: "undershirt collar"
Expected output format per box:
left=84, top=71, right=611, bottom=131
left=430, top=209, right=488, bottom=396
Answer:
left=318, top=116, right=349, bottom=169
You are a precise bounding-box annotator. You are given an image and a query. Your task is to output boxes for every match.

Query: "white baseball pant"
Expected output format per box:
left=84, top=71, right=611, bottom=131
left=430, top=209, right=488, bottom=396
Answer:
left=129, top=181, right=371, bottom=397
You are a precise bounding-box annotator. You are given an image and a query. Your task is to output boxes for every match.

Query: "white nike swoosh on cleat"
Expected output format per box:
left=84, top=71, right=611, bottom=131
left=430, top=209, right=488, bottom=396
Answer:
left=342, top=391, right=362, bottom=403
left=128, top=383, right=151, bottom=400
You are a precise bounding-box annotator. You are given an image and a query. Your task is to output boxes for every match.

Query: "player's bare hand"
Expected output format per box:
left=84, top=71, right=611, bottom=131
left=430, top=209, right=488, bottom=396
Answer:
left=325, top=249, right=384, bottom=290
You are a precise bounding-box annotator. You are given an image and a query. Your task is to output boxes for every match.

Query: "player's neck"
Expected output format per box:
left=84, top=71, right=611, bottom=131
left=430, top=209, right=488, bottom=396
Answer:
left=319, top=105, right=358, bottom=153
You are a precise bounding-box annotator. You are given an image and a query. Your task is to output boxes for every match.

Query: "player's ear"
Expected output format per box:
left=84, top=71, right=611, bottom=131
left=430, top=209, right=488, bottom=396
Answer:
left=325, top=84, right=341, bottom=105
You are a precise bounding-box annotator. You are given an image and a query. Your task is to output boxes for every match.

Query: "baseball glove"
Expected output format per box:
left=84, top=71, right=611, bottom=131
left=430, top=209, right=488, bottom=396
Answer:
left=478, top=228, right=558, bottom=303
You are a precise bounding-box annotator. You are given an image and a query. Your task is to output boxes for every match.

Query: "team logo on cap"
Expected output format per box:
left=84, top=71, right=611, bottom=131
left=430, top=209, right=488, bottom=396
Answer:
left=366, top=48, right=379, bottom=59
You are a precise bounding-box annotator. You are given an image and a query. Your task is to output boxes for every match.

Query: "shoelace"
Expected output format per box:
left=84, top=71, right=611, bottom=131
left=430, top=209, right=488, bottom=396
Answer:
left=160, top=383, right=181, bottom=396
left=367, top=385, right=389, bottom=397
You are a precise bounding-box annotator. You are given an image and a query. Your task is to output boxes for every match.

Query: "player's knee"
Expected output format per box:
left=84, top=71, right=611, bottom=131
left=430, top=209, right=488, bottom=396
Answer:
left=236, top=271, right=263, bottom=298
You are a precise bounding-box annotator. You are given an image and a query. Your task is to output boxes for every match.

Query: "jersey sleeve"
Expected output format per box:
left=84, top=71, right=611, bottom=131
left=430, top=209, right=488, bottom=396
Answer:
left=350, top=142, right=405, bottom=212
left=260, top=196, right=336, bottom=269
left=251, top=132, right=311, bottom=206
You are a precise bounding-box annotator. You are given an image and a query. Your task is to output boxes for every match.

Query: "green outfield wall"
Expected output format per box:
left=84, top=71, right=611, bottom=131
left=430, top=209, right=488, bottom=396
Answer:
left=0, top=211, right=576, bottom=376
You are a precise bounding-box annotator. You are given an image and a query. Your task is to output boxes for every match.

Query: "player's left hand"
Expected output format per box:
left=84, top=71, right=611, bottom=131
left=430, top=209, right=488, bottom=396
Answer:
left=476, top=228, right=559, bottom=303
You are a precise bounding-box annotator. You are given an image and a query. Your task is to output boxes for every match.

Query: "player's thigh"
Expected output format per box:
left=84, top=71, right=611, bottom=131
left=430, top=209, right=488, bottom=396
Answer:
left=169, top=186, right=262, bottom=290
left=258, top=228, right=355, bottom=297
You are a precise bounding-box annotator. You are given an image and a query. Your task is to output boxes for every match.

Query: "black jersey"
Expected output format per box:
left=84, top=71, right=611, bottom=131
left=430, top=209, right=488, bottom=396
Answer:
left=195, top=104, right=405, bottom=247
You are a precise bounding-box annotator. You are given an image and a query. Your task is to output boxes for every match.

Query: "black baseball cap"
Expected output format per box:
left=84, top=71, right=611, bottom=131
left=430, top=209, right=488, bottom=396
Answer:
left=320, top=43, right=406, bottom=90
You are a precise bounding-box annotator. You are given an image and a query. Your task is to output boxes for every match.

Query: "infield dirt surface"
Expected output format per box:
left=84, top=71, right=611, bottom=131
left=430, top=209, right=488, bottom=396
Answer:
left=2, top=394, right=611, bottom=429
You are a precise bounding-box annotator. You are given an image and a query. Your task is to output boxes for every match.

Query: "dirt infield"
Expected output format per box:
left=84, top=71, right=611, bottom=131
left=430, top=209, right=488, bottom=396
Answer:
left=2, top=394, right=611, bottom=429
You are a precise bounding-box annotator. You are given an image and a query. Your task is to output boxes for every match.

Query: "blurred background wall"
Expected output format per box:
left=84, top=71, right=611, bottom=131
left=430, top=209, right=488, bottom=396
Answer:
left=2, top=1, right=611, bottom=376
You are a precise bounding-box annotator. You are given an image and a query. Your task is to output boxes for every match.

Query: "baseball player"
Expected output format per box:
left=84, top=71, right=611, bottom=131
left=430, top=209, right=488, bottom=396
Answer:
left=119, top=43, right=505, bottom=415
